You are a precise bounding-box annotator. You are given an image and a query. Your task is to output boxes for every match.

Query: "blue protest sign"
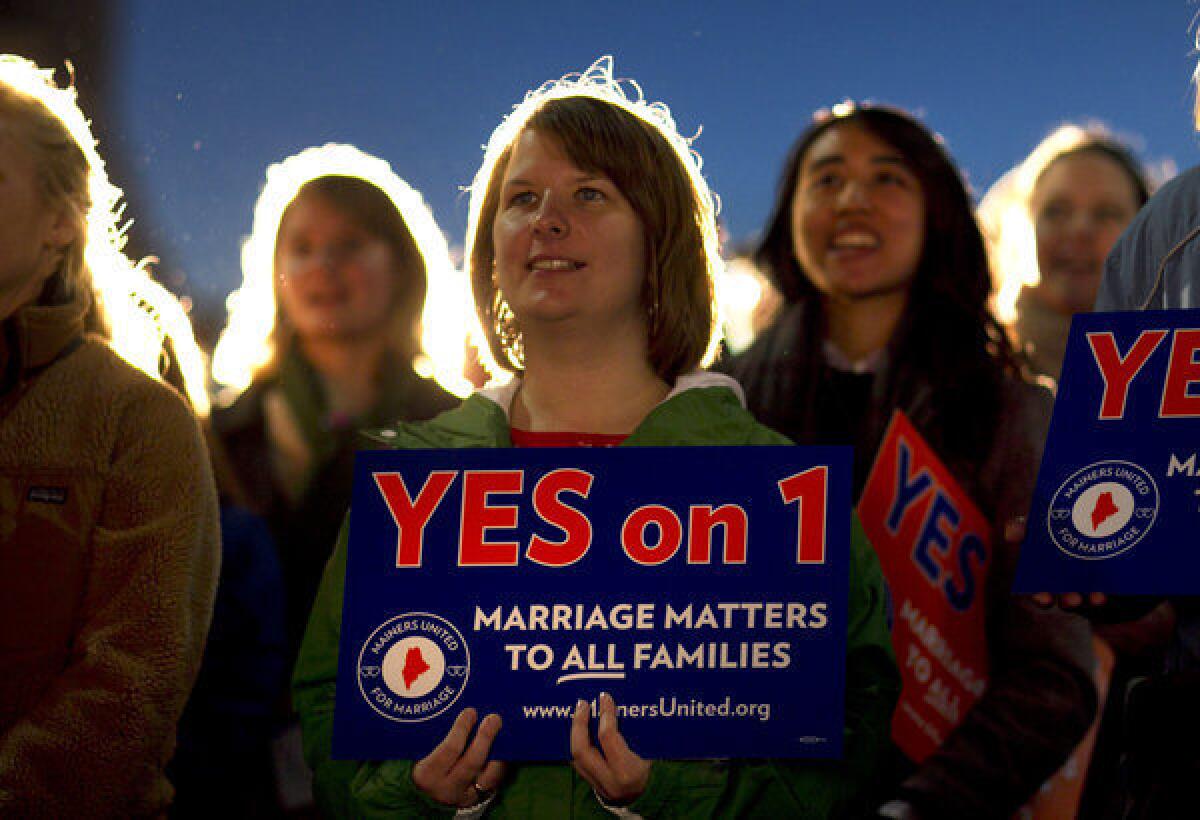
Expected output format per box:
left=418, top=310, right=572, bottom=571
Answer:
left=1015, top=309, right=1200, bottom=594
left=332, top=445, right=851, bottom=761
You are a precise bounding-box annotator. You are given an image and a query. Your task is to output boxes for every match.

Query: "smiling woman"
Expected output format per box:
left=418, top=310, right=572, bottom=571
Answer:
left=292, top=58, right=899, bottom=819
left=979, top=124, right=1152, bottom=381
left=491, top=129, right=647, bottom=341
left=789, top=123, right=926, bottom=324
left=723, top=103, right=1097, bottom=820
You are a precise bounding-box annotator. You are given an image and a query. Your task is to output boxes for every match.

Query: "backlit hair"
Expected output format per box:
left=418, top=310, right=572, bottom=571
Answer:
left=0, top=55, right=209, bottom=415
left=978, top=123, right=1152, bottom=323
left=1194, top=50, right=1200, bottom=130
left=465, top=57, right=722, bottom=383
left=211, top=144, right=466, bottom=402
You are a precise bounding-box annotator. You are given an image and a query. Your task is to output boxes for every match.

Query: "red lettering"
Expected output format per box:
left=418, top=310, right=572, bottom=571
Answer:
left=1160, top=329, right=1200, bottom=418
left=1088, top=330, right=1167, bottom=420
left=527, top=469, right=594, bottom=566
left=621, top=505, right=683, bottom=565
left=687, top=505, right=748, bottom=564
left=778, top=466, right=828, bottom=564
left=374, top=471, right=457, bottom=568
left=459, top=470, right=523, bottom=566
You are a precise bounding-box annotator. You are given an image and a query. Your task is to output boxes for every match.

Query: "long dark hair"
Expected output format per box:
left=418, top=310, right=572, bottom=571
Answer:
left=754, top=104, right=1022, bottom=485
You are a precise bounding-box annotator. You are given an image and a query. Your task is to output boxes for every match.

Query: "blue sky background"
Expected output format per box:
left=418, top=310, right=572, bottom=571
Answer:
left=113, top=1, right=1200, bottom=323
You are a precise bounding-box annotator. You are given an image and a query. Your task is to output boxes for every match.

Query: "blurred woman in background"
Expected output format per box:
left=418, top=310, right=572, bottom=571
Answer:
left=211, top=145, right=460, bottom=665
left=209, top=146, right=460, bottom=813
left=979, top=124, right=1151, bottom=381
left=981, top=125, right=1166, bottom=820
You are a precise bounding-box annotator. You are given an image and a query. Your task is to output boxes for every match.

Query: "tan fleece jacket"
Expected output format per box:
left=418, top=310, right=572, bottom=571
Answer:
left=0, top=294, right=220, bottom=818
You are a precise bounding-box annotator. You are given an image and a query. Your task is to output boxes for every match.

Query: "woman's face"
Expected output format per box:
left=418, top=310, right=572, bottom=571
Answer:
left=0, top=124, right=72, bottom=315
left=1031, top=151, right=1141, bottom=315
left=790, top=123, right=925, bottom=304
left=275, top=192, right=398, bottom=342
left=492, top=128, right=647, bottom=338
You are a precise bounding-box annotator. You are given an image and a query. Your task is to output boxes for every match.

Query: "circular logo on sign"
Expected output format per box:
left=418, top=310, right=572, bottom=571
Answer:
left=357, top=612, right=469, bottom=723
left=1046, top=460, right=1159, bottom=561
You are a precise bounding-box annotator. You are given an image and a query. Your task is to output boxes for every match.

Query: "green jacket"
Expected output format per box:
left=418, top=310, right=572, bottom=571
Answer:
left=293, top=376, right=898, bottom=818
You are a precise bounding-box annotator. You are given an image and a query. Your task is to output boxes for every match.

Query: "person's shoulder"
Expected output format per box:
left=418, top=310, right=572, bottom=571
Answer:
left=61, top=340, right=206, bottom=465
left=1100, top=165, right=1200, bottom=309
left=209, top=378, right=270, bottom=437
left=1146, top=164, right=1200, bottom=211
left=1116, top=164, right=1200, bottom=244
left=997, top=369, right=1054, bottom=430
left=1109, top=164, right=1200, bottom=259
left=637, top=372, right=794, bottom=446
left=999, top=368, right=1053, bottom=408
left=720, top=302, right=805, bottom=379
left=406, top=373, right=461, bottom=417
left=72, top=338, right=194, bottom=414
left=364, top=392, right=499, bottom=449
left=382, top=360, right=462, bottom=422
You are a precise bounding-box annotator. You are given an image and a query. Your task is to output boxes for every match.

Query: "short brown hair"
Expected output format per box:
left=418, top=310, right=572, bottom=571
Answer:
left=469, top=95, right=717, bottom=383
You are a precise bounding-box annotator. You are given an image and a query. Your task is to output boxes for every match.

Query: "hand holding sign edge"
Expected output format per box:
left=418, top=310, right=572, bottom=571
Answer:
left=411, top=707, right=507, bottom=808
left=1010, top=517, right=1111, bottom=610
left=570, top=692, right=652, bottom=807
left=1014, top=515, right=1162, bottom=620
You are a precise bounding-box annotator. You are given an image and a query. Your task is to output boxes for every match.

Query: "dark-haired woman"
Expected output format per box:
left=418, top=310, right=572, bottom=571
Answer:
left=294, top=63, right=898, bottom=819
left=723, top=104, right=1095, bottom=820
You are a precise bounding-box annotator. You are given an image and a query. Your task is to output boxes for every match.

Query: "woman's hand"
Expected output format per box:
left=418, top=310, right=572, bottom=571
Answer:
left=1005, top=517, right=1109, bottom=610
left=412, top=707, right=507, bottom=808
left=1031, top=590, right=1109, bottom=609
left=570, top=692, right=652, bottom=806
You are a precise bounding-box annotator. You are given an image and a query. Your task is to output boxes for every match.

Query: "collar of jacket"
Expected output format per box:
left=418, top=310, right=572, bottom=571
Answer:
left=768, top=300, right=936, bottom=435
left=361, top=370, right=756, bottom=448
left=0, top=290, right=88, bottom=400
left=214, top=349, right=429, bottom=436
left=1013, top=286, right=1069, bottom=381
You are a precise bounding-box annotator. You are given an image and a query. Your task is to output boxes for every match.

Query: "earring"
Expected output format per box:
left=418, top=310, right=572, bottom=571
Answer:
left=496, top=298, right=524, bottom=365
left=646, top=268, right=661, bottom=332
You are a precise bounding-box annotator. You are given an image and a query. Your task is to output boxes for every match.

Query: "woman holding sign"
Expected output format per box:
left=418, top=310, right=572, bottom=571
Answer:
left=723, top=104, right=1097, bottom=819
left=294, top=59, right=899, bottom=818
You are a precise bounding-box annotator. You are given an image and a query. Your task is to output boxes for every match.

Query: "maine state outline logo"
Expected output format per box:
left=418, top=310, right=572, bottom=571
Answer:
left=1046, top=460, right=1159, bottom=561
left=357, top=612, right=470, bottom=723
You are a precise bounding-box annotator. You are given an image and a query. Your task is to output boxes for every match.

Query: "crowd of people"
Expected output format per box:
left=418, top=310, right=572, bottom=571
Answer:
left=1, top=48, right=1197, bottom=820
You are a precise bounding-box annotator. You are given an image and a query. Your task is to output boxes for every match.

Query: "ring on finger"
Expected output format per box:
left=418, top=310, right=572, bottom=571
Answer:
left=470, top=782, right=495, bottom=802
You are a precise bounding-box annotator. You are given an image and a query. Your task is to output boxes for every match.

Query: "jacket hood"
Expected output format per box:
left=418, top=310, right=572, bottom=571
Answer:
left=474, top=370, right=746, bottom=419
left=363, top=370, right=776, bottom=450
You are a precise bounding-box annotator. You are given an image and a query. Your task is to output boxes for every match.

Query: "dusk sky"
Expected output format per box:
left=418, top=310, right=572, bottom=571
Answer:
left=112, top=1, right=1200, bottom=324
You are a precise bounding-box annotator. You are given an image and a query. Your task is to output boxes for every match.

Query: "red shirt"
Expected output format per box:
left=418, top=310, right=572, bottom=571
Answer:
left=509, top=428, right=627, bottom=448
